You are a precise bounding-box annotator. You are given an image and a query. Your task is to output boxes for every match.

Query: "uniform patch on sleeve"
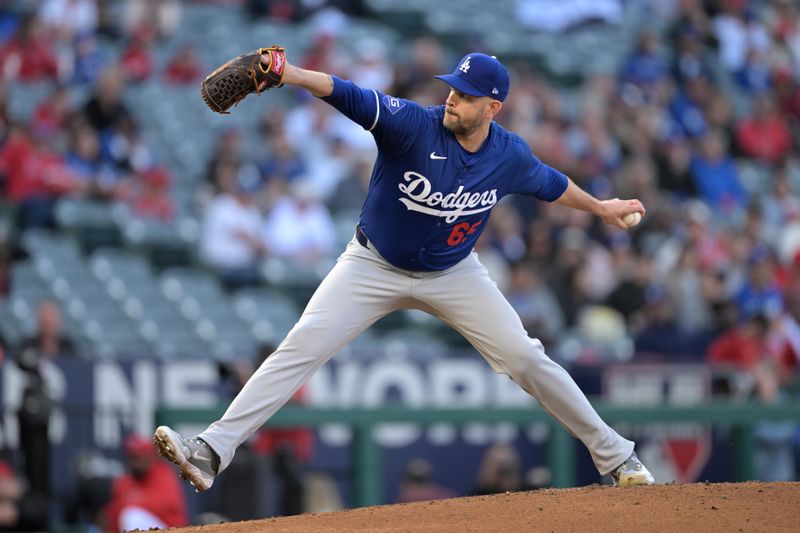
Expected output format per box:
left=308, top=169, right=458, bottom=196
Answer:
left=382, top=95, right=407, bottom=115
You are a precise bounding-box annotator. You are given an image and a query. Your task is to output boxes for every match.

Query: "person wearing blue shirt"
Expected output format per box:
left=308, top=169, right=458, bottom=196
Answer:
left=155, top=51, right=654, bottom=491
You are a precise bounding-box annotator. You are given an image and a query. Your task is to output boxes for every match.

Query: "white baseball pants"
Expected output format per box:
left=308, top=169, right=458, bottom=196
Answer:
left=199, top=237, right=634, bottom=475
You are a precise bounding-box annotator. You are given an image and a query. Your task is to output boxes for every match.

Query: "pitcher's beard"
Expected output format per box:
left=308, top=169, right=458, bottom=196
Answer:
left=443, top=112, right=481, bottom=137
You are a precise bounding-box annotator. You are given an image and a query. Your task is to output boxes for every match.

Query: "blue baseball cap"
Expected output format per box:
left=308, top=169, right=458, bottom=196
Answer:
left=435, top=53, right=510, bottom=102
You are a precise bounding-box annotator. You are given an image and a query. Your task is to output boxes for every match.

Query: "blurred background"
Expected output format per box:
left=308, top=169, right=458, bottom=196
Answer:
left=0, top=0, right=799, bottom=531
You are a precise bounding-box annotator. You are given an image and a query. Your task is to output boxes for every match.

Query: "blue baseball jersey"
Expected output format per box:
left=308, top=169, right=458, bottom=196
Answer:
left=321, top=76, right=569, bottom=271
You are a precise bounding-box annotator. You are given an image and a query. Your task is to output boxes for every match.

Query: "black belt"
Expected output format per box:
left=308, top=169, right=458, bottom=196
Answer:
left=355, top=224, right=369, bottom=248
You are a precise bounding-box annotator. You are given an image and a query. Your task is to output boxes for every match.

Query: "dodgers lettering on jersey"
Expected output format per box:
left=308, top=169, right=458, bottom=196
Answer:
left=321, top=76, right=568, bottom=271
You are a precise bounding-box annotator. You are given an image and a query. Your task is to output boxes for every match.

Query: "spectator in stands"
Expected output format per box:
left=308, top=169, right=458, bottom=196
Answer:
left=690, top=129, right=747, bottom=212
left=706, top=97, right=738, bottom=154
left=284, top=97, right=341, bottom=162
left=128, top=166, right=174, bottom=221
left=654, top=137, right=696, bottom=198
left=568, top=107, right=622, bottom=180
left=775, top=290, right=800, bottom=379
left=391, top=35, right=446, bottom=102
left=736, top=244, right=784, bottom=320
left=768, top=0, right=800, bottom=73
left=0, top=460, right=48, bottom=532
left=81, top=66, right=132, bottom=134
left=19, top=299, right=76, bottom=360
left=634, top=285, right=695, bottom=358
left=773, top=66, right=800, bottom=125
left=671, top=27, right=714, bottom=86
left=734, top=48, right=771, bottom=95
left=300, top=29, right=346, bottom=77
left=123, top=0, right=181, bottom=41
left=163, top=43, right=203, bottom=85
left=0, top=226, right=9, bottom=299
left=64, top=122, right=120, bottom=199
left=328, top=152, right=371, bottom=213
left=0, top=460, right=23, bottom=531
left=257, top=130, right=307, bottom=187
left=506, top=261, right=564, bottom=346
left=0, top=12, right=60, bottom=82
left=200, top=171, right=266, bottom=288
left=605, top=252, right=652, bottom=328
left=205, top=128, right=244, bottom=195
left=39, top=0, right=98, bottom=43
left=396, top=459, right=456, bottom=503
left=712, top=0, right=771, bottom=75
left=14, top=301, right=75, bottom=531
left=101, top=115, right=153, bottom=176
left=670, top=71, right=714, bottom=139
left=70, top=32, right=106, bottom=86
left=101, top=435, right=188, bottom=532
left=735, top=94, right=793, bottom=166
left=0, top=81, right=8, bottom=139
left=263, top=180, right=335, bottom=265
left=484, top=203, right=527, bottom=264
left=350, top=39, right=394, bottom=93
left=622, top=30, right=668, bottom=95
left=31, top=85, right=71, bottom=140
left=761, top=165, right=800, bottom=245
left=120, top=27, right=153, bottom=84
left=0, top=125, right=79, bottom=229
left=667, top=244, right=716, bottom=336
left=708, top=310, right=770, bottom=397
left=470, top=443, right=522, bottom=496
left=549, top=228, right=593, bottom=327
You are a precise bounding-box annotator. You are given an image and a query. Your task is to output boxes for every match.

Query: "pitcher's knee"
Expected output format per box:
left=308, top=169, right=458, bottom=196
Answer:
left=498, top=338, right=552, bottom=378
left=276, top=320, right=335, bottom=361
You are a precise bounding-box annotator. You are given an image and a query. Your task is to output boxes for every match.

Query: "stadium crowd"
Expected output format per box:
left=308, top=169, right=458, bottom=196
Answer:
left=0, top=0, right=799, bottom=529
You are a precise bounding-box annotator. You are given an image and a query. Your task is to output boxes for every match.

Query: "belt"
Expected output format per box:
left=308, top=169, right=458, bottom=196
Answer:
left=355, top=224, right=369, bottom=248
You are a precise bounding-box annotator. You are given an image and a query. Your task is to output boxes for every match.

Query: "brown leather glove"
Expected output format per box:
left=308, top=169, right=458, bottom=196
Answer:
left=200, top=45, right=286, bottom=114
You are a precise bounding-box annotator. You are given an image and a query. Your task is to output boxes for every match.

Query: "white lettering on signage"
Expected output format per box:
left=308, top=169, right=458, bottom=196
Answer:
left=308, top=360, right=536, bottom=448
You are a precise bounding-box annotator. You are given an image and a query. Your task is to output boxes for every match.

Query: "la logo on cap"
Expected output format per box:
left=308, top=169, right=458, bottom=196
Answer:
left=458, top=57, right=471, bottom=73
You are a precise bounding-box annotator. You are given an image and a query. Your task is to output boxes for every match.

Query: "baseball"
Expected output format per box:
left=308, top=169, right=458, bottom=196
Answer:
left=623, top=212, right=642, bottom=228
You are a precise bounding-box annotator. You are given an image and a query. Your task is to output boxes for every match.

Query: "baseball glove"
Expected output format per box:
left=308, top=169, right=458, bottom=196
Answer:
left=200, top=45, right=286, bottom=114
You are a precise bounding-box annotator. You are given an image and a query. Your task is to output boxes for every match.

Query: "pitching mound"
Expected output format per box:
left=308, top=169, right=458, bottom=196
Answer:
left=172, top=482, right=799, bottom=532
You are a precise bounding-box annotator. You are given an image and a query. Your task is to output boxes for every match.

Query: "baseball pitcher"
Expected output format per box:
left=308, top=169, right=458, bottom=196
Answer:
left=155, top=46, right=654, bottom=493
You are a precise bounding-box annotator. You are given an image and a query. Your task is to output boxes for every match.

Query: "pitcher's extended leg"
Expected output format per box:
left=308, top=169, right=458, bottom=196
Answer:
left=417, top=254, right=633, bottom=475
left=199, top=242, right=409, bottom=472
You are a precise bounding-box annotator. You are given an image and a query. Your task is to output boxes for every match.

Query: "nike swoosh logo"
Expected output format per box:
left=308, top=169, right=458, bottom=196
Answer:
left=429, top=152, right=447, bottom=160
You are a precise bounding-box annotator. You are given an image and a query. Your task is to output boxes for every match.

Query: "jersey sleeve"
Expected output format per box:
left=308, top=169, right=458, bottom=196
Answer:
left=320, top=76, right=428, bottom=156
left=510, top=147, right=569, bottom=201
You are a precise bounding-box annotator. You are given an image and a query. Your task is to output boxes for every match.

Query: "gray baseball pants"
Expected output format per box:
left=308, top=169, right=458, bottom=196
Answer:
left=199, top=236, right=634, bottom=475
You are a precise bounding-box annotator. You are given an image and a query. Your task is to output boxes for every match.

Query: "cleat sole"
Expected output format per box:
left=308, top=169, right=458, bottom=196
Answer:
left=153, top=426, right=214, bottom=492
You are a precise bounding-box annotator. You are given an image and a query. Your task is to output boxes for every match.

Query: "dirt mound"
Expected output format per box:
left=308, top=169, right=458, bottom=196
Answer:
left=171, top=482, right=799, bottom=533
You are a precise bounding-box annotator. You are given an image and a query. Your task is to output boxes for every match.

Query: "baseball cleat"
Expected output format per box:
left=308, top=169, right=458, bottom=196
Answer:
left=610, top=452, right=654, bottom=487
left=153, top=425, right=220, bottom=492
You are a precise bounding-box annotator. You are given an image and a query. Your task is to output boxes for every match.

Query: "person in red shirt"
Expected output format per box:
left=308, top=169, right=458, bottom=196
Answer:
left=31, top=87, right=72, bottom=140
left=708, top=312, right=769, bottom=372
left=120, top=27, right=154, bottom=84
left=707, top=312, right=777, bottom=398
left=163, top=44, right=203, bottom=85
left=0, top=13, right=59, bottom=82
left=102, top=435, right=188, bottom=532
left=0, top=125, right=81, bottom=228
left=735, top=95, right=792, bottom=166
left=128, top=166, right=175, bottom=221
